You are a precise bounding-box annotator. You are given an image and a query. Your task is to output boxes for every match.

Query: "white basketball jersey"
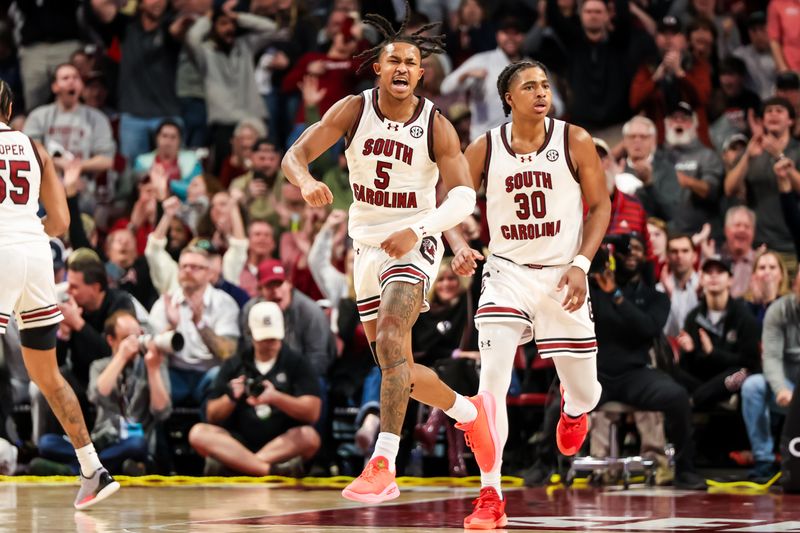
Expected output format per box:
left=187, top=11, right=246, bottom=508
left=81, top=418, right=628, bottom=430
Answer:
left=485, top=118, right=583, bottom=266
left=0, top=123, right=45, bottom=247
left=344, top=88, right=439, bottom=247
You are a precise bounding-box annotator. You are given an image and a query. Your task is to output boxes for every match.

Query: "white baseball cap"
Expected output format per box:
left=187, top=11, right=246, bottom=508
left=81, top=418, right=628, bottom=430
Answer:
left=248, top=301, right=285, bottom=341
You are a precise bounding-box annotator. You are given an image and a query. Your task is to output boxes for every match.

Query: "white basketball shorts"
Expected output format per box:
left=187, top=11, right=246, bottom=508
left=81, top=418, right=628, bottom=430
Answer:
left=475, top=255, right=597, bottom=358
left=353, top=234, right=444, bottom=322
left=0, top=242, right=63, bottom=333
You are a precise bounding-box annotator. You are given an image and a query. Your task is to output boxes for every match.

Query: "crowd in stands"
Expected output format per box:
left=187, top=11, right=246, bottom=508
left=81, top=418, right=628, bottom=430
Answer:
left=0, top=0, right=797, bottom=486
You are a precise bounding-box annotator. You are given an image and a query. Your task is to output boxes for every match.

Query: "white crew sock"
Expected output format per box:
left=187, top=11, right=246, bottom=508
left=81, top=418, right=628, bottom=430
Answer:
left=371, top=432, right=400, bottom=471
left=75, top=443, right=103, bottom=478
left=481, top=470, right=503, bottom=499
left=444, top=394, right=478, bottom=424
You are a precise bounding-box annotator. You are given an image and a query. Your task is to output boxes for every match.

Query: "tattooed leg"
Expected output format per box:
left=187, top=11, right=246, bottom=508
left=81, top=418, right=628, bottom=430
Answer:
left=374, top=282, right=423, bottom=435
left=21, top=346, right=91, bottom=448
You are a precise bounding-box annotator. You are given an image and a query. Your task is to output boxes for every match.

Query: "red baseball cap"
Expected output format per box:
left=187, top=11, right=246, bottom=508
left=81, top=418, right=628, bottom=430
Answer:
left=258, top=259, right=287, bottom=285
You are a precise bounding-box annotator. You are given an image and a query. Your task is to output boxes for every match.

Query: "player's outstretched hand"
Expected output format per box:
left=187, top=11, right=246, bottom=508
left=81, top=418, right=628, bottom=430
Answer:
left=381, top=228, right=418, bottom=259
left=452, top=247, right=484, bottom=276
left=300, top=179, right=333, bottom=207
left=557, top=266, right=587, bottom=313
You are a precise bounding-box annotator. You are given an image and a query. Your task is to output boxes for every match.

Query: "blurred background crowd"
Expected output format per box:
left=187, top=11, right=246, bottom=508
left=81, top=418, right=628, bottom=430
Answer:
left=0, top=0, right=797, bottom=487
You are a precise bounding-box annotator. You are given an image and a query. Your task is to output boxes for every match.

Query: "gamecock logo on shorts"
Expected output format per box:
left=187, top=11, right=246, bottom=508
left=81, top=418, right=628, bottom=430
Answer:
left=410, top=125, right=424, bottom=138
left=419, top=236, right=437, bottom=265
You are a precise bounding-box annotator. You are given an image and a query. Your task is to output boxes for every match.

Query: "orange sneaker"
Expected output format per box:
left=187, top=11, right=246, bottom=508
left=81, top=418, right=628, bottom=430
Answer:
left=341, top=456, right=399, bottom=503
left=464, top=487, right=507, bottom=530
left=556, top=385, right=588, bottom=456
left=455, top=391, right=500, bottom=472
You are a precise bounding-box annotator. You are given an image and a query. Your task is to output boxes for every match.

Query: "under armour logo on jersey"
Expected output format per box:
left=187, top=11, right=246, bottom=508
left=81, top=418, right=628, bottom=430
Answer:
left=520, top=155, right=533, bottom=163
left=387, top=123, right=399, bottom=131
left=480, top=340, right=491, bottom=349
left=546, top=149, right=559, bottom=162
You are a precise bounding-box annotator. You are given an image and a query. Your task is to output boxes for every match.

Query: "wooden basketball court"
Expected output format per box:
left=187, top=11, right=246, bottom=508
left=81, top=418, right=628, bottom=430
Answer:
left=4, top=477, right=800, bottom=532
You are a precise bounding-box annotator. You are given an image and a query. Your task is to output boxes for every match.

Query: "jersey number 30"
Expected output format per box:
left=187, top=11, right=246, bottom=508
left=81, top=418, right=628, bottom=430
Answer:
left=513, top=191, right=546, bottom=220
left=0, top=159, right=30, bottom=205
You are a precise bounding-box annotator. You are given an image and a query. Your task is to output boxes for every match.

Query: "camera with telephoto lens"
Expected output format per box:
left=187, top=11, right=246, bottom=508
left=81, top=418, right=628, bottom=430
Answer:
left=137, top=331, right=184, bottom=354
left=245, top=377, right=266, bottom=398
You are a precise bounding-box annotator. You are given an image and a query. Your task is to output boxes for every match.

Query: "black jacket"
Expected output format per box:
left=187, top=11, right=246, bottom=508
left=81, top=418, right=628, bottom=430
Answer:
left=680, top=297, right=762, bottom=379
left=592, top=278, right=670, bottom=377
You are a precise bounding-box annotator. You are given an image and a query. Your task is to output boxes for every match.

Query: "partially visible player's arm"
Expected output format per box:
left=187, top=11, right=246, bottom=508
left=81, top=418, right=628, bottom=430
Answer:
left=557, top=125, right=611, bottom=312
left=281, top=95, right=362, bottom=207
left=36, top=141, right=70, bottom=237
left=445, top=134, right=486, bottom=276
left=381, top=113, right=477, bottom=258
left=572, top=125, right=611, bottom=263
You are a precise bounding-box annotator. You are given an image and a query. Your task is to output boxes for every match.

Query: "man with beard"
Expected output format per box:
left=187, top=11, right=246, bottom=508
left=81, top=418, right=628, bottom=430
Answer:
left=589, top=234, right=706, bottom=490
left=185, top=0, right=279, bottom=175
left=660, top=101, right=725, bottom=238
left=230, top=139, right=285, bottom=222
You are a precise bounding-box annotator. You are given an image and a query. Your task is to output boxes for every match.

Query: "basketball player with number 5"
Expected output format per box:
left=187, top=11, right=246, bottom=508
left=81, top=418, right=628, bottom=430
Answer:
left=447, top=61, right=611, bottom=529
left=282, top=4, right=499, bottom=505
left=0, top=80, right=119, bottom=509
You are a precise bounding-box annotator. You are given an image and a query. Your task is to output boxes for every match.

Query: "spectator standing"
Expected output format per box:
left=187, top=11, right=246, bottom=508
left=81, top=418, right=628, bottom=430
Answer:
left=767, top=0, right=800, bottom=73
left=630, top=16, right=712, bottom=147
left=708, top=57, right=762, bottom=151
left=230, top=139, right=286, bottom=223
left=441, top=17, right=548, bottom=142
left=188, top=301, right=321, bottom=476
left=724, top=97, right=799, bottom=269
left=185, top=0, right=278, bottom=174
left=89, top=0, right=189, bottom=163
left=9, top=0, right=84, bottom=110
left=732, top=12, right=776, bottom=101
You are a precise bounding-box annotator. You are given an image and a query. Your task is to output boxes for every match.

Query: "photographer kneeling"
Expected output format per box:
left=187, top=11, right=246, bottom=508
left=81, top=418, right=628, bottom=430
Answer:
left=189, top=302, right=321, bottom=476
left=36, top=311, right=173, bottom=475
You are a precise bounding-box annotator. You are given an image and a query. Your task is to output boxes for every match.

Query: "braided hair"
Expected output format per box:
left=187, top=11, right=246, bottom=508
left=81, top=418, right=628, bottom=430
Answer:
left=497, top=60, right=550, bottom=116
left=354, top=0, right=446, bottom=74
left=0, top=80, right=13, bottom=124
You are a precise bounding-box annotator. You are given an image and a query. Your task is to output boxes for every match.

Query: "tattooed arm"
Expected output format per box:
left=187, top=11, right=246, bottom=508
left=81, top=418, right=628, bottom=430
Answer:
left=197, top=327, right=237, bottom=361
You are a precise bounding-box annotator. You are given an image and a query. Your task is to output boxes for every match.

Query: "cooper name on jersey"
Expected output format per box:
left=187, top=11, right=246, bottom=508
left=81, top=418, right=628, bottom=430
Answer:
left=352, top=137, right=418, bottom=209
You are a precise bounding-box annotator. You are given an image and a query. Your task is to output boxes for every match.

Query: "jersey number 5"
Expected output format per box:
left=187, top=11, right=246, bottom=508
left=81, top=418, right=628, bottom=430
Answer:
left=0, top=159, right=31, bottom=205
left=375, top=161, right=392, bottom=190
left=513, top=191, right=546, bottom=220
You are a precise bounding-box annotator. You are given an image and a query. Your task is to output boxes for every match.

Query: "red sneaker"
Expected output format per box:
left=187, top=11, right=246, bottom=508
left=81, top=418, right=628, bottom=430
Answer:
left=455, top=391, right=500, bottom=472
left=341, top=456, right=399, bottom=503
left=464, top=487, right=507, bottom=530
left=556, top=385, right=588, bottom=456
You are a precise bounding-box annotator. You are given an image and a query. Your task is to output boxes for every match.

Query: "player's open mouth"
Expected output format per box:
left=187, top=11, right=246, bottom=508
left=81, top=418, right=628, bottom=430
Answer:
left=392, top=78, right=409, bottom=88
left=534, top=102, right=547, bottom=111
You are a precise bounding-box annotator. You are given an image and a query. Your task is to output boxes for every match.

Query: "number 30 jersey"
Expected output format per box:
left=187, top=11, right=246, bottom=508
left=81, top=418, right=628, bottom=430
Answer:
left=344, top=88, right=439, bottom=247
left=484, top=118, right=583, bottom=266
left=0, top=123, right=45, bottom=247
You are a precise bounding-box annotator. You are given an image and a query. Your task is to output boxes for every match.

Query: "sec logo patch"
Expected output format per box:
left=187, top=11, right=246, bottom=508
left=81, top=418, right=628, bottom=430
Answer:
left=546, top=149, right=559, bottom=162
left=410, top=125, right=424, bottom=138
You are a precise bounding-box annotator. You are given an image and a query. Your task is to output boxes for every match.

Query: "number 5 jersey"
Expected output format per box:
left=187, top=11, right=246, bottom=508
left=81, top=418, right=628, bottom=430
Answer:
left=344, top=88, right=439, bottom=247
